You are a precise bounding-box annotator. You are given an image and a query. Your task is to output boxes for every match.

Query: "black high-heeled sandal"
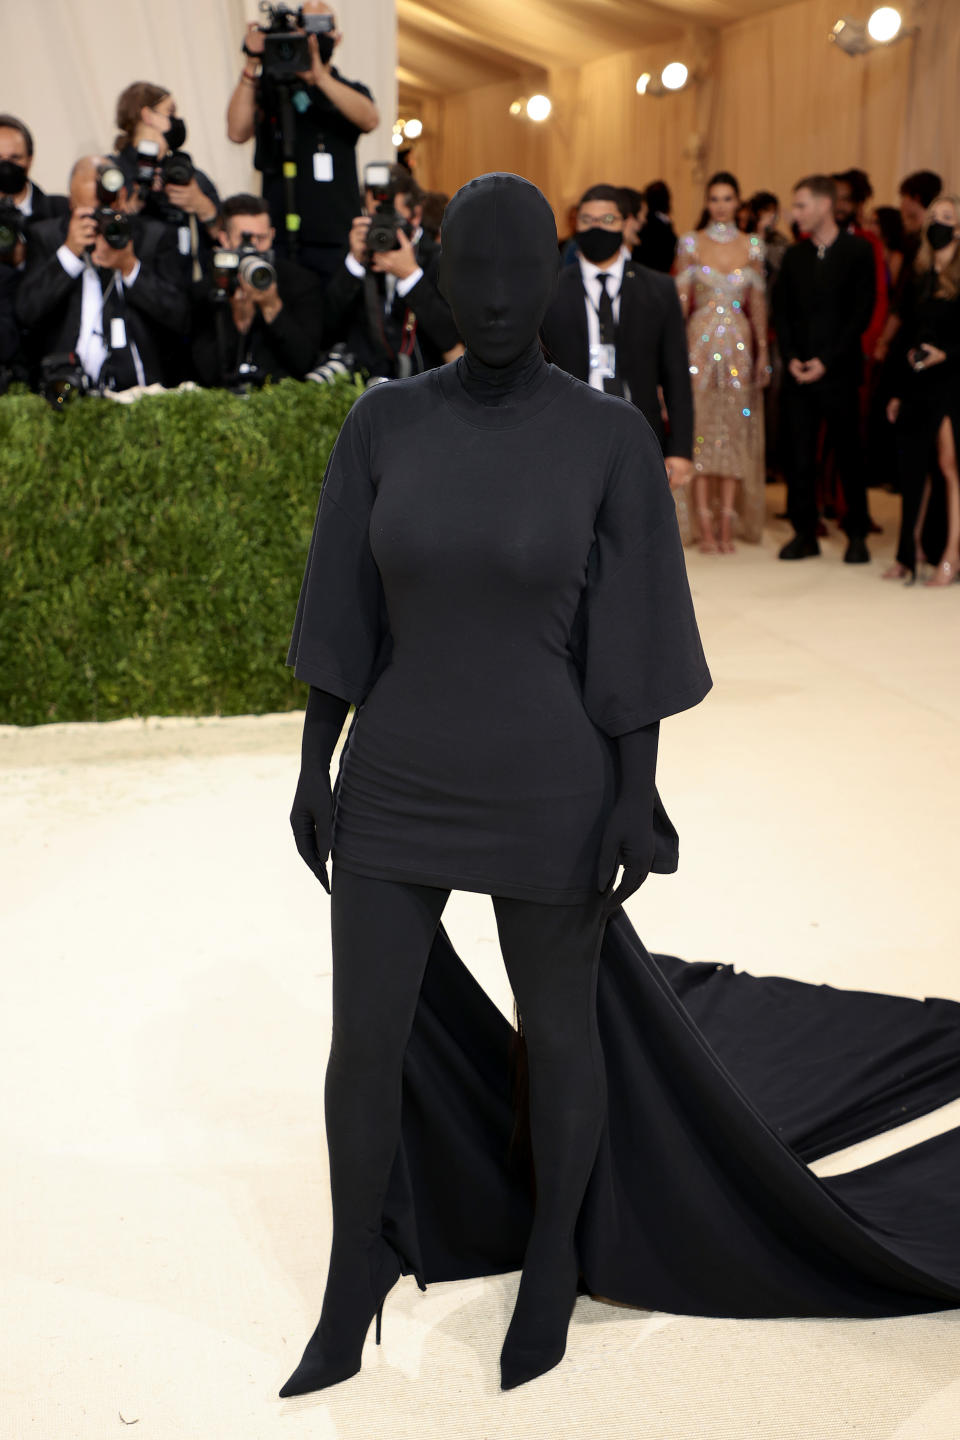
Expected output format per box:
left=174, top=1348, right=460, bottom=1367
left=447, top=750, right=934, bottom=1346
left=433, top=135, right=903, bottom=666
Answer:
left=278, top=1237, right=405, bottom=1398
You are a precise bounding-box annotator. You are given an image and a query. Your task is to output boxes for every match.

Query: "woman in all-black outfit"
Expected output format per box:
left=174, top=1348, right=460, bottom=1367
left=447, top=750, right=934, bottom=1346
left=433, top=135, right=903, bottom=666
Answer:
left=884, top=195, right=960, bottom=586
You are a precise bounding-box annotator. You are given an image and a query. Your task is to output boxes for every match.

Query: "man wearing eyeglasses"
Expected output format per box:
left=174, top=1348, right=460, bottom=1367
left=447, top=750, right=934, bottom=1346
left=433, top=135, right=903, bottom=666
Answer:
left=541, top=184, right=693, bottom=490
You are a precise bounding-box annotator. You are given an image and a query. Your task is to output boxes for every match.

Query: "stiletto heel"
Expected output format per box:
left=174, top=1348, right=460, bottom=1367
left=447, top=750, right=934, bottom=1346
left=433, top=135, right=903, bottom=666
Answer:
left=718, top=505, right=737, bottom=554
left=278, top=1237, right=402, bottom=1398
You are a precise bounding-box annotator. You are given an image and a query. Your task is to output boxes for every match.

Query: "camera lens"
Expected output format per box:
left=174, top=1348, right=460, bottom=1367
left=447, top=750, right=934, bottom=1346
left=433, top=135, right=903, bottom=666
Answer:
left=238, top=253, right=276, bottom=291
left=98, top=210, right=132, bottom=249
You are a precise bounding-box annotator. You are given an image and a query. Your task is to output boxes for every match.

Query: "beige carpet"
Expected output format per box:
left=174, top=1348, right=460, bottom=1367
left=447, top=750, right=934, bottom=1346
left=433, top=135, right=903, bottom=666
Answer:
left=2, top=486, right=959, bottom=1439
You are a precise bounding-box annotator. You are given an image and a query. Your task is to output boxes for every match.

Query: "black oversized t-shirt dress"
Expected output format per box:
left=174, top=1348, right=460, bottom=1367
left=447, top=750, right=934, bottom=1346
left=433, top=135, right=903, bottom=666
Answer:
left=288, top=361, right=712, bottom=904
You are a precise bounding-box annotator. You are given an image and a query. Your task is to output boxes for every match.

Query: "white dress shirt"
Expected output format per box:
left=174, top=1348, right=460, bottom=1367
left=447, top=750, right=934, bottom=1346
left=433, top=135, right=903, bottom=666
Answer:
left=577, top=247, right=629, bottom=393
left=345, top=225, right=424, bottom=310
left=55, top=245, right=145, bottom=386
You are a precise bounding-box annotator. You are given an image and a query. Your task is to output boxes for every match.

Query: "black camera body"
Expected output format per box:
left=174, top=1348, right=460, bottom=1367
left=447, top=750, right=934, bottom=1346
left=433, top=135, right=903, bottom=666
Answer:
left=363, top=162, right=412, bottom=261
left=211, top=232, right=277, bottom=297
left=94, top=208, right=132, bottom=250
left=0, top=199, right=26, bottom=259
left=258, top=2, right=335, bottom=80
left=39, top=351, right=92, bottom=409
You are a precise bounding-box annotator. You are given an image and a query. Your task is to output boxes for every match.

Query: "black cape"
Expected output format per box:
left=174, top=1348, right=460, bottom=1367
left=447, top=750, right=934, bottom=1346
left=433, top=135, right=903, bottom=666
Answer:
left=384, top=911, right=960, bottom=1318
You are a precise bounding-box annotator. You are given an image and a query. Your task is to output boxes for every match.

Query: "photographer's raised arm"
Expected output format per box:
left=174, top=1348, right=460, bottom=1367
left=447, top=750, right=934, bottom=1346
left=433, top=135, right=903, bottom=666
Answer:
left=15, top=214, right=86, bottom=328
left=308, top=56, right=378, bottom=133
left=227, top=25, right=263, bottom=145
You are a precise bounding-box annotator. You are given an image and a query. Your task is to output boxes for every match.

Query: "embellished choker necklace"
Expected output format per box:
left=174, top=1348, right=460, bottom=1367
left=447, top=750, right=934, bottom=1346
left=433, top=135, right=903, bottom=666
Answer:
left=705, top=221, right=738, bottom=243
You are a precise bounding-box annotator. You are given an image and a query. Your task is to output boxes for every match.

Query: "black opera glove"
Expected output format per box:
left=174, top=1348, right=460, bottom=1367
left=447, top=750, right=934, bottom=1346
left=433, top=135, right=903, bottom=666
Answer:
left=596, top=721, right=660, bottom=910
left=289, top=686, right=350, bottom=893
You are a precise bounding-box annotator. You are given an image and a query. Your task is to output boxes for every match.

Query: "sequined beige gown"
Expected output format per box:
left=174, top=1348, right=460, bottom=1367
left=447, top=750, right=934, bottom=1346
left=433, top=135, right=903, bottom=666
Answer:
left=674, top=231, right=767, bottom=545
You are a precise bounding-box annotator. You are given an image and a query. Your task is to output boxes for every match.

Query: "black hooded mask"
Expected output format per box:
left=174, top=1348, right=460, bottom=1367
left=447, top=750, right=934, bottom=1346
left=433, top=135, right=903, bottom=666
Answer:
left=438, top=173, right=558, bottom=370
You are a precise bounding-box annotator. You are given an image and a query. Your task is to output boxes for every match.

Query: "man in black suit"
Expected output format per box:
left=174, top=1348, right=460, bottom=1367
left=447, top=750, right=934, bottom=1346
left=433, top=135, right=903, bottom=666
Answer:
left=0, top=114, right=69, bottom=228
left=192, top=193, right=330, bottom=387
left=773, top=174, right=876, bottom=563
left=540, top=183, right=693, bottom=489
left=16, top=155, right=189, bottom=390
left=329, top=165, right=462, bottom=378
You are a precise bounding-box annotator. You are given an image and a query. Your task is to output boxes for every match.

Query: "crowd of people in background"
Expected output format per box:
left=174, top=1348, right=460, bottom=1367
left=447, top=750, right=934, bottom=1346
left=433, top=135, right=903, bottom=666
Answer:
left=0, top=0, right=957, bottom=584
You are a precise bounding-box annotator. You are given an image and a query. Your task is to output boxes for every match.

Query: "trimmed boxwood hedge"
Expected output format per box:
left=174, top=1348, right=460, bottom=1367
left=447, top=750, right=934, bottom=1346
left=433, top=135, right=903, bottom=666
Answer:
left=0, top=377, right=362, bottom=726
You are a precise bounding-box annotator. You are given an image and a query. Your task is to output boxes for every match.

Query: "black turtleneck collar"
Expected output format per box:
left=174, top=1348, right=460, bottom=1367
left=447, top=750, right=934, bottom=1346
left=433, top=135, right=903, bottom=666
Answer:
left=457, top=339, right=550, bottom=407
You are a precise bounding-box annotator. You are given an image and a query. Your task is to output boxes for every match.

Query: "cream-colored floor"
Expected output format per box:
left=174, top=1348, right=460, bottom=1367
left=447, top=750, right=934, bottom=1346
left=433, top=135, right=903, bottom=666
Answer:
left=2, top=487, right=959, bottom=1440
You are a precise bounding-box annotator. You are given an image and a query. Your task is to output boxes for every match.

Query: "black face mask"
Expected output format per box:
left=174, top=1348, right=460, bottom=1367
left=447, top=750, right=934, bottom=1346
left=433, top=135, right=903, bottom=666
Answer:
left=576, top=227, right=623, bottom=264
left=165, top=115, right=187, bottom=151
left=438, top=172, right=558, bottom=368
left=0, top=159, right=28, bottom=195
left=927, top=221, right=956, bottom=252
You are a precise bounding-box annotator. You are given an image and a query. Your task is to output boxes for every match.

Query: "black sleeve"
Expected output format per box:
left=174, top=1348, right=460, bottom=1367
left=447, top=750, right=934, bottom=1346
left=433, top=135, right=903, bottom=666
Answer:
left=401, top=252, right=460, bottom=354
left=581, top=410, right=712, bottom=735
left=191, top=301, right=237, bottom=388
left=287, top=395, right=391, bottom=702
left=125, top=224, right=190, bottom=334
left=0, top=265, right=23, bottom=365
left=771, top=251, right=798, bottom=367
left=821, top=242, right=875, bottom=373
left=265, top=264, right=326, bottom=377
left=318, top=262, right=363, bottom=351
left=14, top=231, right=78, bottom=328
left=657, top=279, right=693, bottom=458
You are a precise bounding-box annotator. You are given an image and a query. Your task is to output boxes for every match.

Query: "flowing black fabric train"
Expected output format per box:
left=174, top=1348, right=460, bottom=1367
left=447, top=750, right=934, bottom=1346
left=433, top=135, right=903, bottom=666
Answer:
left=383, top=914, right=960, bottom=1316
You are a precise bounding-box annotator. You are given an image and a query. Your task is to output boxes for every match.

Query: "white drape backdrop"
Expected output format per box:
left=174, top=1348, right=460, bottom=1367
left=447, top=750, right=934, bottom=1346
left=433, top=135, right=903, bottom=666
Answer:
left=1, top=0, right=397, bottom=203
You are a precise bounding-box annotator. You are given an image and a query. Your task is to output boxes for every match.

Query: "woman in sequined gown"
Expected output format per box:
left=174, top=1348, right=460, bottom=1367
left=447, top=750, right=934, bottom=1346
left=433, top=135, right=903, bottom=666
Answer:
left=674, top=172, right=769, bottom=553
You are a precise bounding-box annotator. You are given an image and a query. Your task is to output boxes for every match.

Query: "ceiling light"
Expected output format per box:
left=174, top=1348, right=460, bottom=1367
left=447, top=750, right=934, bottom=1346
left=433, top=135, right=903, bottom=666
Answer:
left=636, top=72, right=652, bottom=95
left=867, top=6, right=902, bottom=42
left=391, top=132, right=403, bottom=147
left=526, top=94, right=552, bottom=122
left=661, top=62, right=689, bottom=91
left=403, top=118, right=423, bottom=139
left=509, top=98, right=525, bottom=115
left=829, top=17, right=870, bottom=54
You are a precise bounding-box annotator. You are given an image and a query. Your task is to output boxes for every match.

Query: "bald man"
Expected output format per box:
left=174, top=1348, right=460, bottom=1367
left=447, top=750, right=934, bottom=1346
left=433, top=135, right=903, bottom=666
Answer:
left=15, top=155, right=189, bottom=390
left=226, top=2, right=378, bottom=288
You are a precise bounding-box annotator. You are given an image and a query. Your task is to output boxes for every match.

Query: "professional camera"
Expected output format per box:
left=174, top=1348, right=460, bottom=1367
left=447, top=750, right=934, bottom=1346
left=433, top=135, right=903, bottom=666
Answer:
left=257, top=1, right=335, bottom=81
left=0, top=199, right=26, bottom=259
left=211, top=232, right=277, bottom=296
left=363, top=162, right=412, bottom=259
left=90, top=162, right=132, bottom=248
left=307, top=349, right=358, bottom=385
left=134, top=140, right=196, bottom=193
left=39, top=352, right=93, bottom=409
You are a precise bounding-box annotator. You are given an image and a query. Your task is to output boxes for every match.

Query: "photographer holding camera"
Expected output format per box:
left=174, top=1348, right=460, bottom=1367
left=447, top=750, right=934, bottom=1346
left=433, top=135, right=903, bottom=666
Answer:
left=226, top=2, right=377, bottom=287
left=192, top=193, right=346, bottom=388
left=15, top=155, right=190, bottom=391
left=327, top=163, right=462, bottom=379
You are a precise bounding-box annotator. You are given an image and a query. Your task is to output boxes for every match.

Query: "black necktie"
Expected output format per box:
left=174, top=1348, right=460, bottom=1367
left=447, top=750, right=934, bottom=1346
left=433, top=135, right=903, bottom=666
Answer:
left=597, top=273, right=623, bottom=397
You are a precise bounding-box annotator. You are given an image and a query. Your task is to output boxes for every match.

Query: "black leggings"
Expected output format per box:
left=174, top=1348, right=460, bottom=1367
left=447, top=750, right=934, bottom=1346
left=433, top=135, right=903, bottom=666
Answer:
left=325, top=864, right=609, bottom=1272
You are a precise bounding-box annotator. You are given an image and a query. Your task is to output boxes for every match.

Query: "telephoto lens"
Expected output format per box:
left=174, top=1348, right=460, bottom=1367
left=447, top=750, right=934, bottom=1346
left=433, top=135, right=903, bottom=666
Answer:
left=238, top=252, right=276, bottom=291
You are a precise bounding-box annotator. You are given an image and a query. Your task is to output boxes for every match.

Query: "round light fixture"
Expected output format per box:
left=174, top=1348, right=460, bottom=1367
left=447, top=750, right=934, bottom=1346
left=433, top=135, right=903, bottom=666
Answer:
left=391, top=131, right=403, bottom=147
left=403, top=117, right=423, bottom=139
left=526, top=94, right=552, bottom=122
left=661, top=62, right=689, bottom=91
left=509, top=98, right=524, bottom=116
left=636, top=72, right=652, bottom=95
left=867, top=6, right=902, bottom=42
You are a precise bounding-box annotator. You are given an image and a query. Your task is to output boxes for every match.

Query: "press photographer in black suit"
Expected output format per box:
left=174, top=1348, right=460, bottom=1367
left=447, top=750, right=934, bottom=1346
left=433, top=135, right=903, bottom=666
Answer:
left=773, top=174, right=876, bottom=562
left=540, top=183, right=694, bottom=489
left=16, top=156, right=189, bottom=390
left=0, top=114, right=68, bottom=229
left=226, top=1, right=377, bottom=287
left=329, top=165, right=462, bottom=379
left=192, top=193, right=338, bottom=387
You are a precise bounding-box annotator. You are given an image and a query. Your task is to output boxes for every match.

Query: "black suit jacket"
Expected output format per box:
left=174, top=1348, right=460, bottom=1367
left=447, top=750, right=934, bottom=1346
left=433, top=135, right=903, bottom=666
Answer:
left=772, top=232, right=875, bottom=388
left=16, top=213, right=190, bottom=386
left=328, top=234, right=460, bottom=378
left=540, top=260, right=693, bottom=458
left=25, top=183, right=69, bottom=226
left=192, top=255, right=328, bottom=386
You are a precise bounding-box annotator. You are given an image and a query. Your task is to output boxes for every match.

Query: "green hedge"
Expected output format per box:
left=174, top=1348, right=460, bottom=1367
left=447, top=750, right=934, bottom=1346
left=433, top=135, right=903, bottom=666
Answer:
left=0, top=378, right=362, bottom=725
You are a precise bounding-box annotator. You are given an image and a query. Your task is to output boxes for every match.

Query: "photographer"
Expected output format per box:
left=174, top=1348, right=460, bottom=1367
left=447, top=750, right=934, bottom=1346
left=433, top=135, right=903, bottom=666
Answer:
left=16, top=156, right=190, bottom=391
left=0, top=115, right=64, bottom=386
left=328, top=164, right=462, bottom=379
left=0, top=114, right=68, bottom=228
left=226, top=2, right=378, bottom=287
left=192, top=193, right=335, bottom=388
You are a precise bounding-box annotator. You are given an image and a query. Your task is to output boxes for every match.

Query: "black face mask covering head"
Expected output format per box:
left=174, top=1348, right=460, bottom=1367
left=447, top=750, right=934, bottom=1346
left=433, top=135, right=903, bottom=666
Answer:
left=438, top=172, right=558, bottom=367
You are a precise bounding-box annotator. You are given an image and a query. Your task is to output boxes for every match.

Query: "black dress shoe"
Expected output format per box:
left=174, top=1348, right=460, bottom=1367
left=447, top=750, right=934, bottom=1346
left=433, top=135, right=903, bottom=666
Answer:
left=843, top=537, right=870, bottom=564
left=778, top=535, right=821, bottom=560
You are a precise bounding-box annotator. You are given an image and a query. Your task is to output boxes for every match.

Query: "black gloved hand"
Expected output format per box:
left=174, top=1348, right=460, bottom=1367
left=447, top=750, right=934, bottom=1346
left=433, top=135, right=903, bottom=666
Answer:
left=290, top=687, right=350, bottom=893
left=596, top=721, right=659, bottom=910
